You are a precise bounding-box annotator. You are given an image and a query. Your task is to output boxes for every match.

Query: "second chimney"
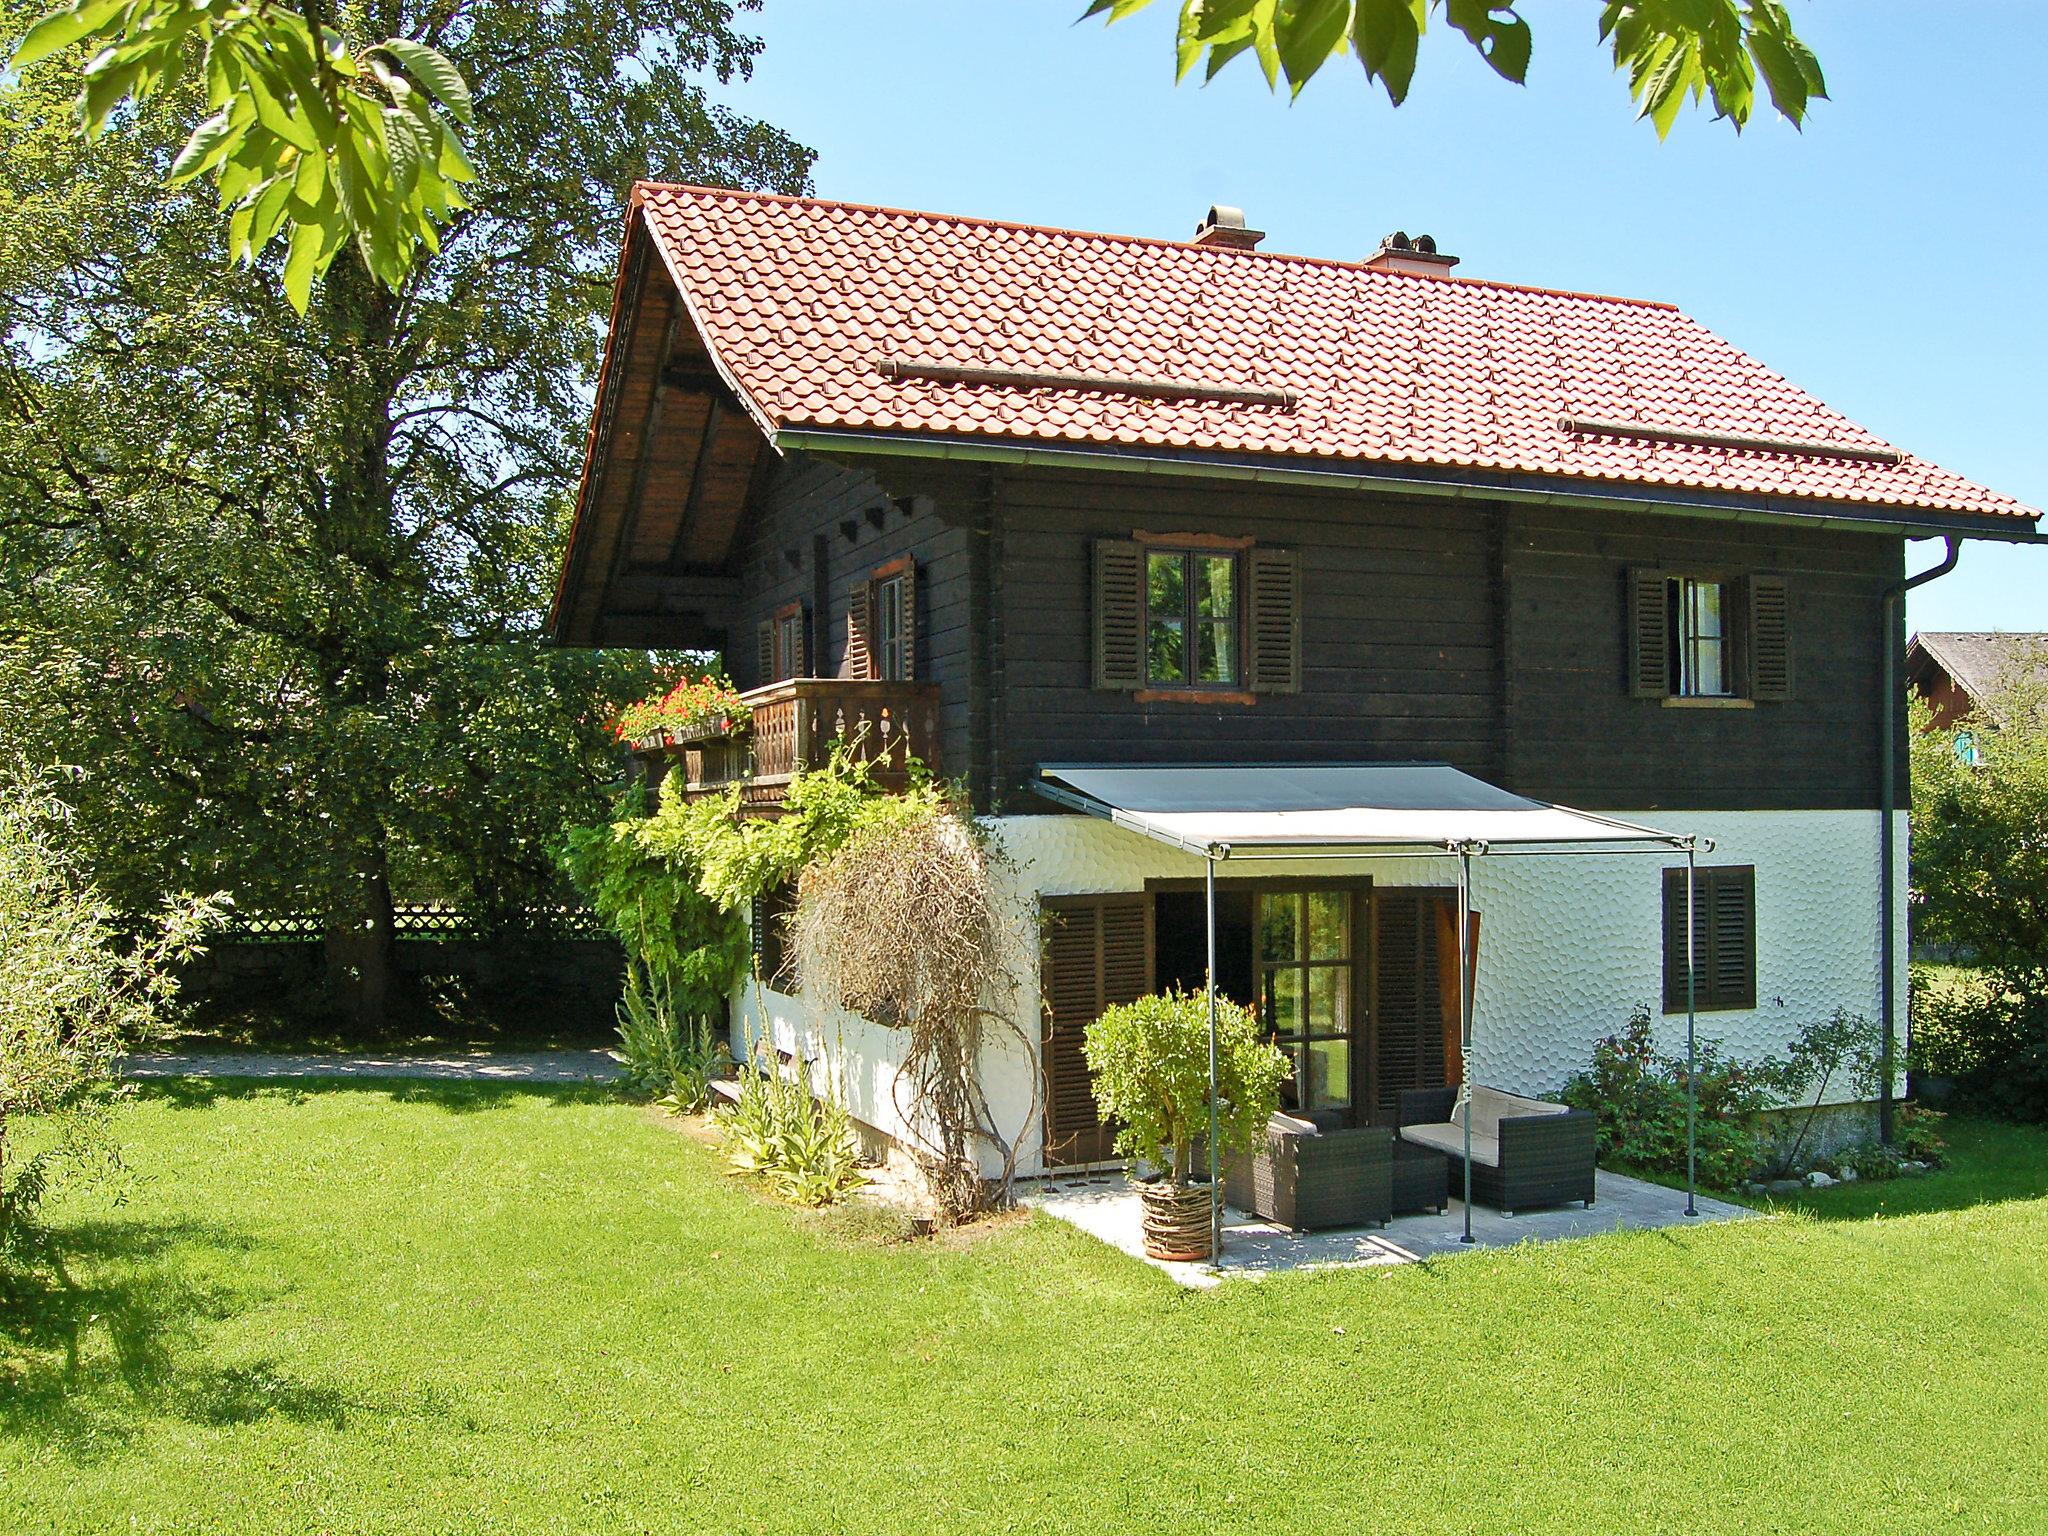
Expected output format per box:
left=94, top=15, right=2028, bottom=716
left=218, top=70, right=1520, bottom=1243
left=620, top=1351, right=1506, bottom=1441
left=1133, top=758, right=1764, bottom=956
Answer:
left=1192, top=205, right=1265, bottom=251
left=1365, top=230, right=1459, bottom=276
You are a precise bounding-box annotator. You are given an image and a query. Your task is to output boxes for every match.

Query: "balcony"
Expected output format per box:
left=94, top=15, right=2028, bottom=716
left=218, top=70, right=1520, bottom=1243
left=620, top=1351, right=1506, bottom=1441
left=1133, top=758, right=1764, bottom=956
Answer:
left=631, top=678, right=941, bottom=811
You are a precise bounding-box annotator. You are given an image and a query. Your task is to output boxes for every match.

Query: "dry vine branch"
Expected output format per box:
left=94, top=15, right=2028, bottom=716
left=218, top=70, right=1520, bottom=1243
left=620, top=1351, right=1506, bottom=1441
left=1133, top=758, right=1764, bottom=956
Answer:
left=789, top=808, right=1033, bottom=1221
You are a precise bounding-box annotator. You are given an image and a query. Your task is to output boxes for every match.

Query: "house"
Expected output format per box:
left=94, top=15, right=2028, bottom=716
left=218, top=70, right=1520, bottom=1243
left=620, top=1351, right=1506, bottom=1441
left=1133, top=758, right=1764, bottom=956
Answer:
left=550, top=184, right=2039, bottom=1179
left=1906, top=631, right=2048, bottom=748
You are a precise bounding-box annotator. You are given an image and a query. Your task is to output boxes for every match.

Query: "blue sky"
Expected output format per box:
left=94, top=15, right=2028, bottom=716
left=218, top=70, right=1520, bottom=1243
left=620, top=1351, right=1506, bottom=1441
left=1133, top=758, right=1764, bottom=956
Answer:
left=717, top=2, right=2045, bottom=635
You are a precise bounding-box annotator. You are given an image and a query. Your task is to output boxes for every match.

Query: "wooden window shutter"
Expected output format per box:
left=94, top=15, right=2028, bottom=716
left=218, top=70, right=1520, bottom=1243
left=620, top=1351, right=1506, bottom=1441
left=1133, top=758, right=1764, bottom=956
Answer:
left=1627, top=568, right=1673, bottom=699
left=1709, top=866, right=1757, bottom=1009
left=1747, top=575, right=1792, bottom=701
left=1039, top=893, right=1152, bottom=1164
left=792, top=607, right=808, bottom=678
left=1246, top=546, right=1301, bottom=694
left=1092, top=539, right=1144, bottom=690
left=756, top=620, right=774, bottom=687
left=1663, top=866, right=1756, bottom=1011
left=846, top=585, right=874, bottom=681
left=898, top=561, right=918, bottom=681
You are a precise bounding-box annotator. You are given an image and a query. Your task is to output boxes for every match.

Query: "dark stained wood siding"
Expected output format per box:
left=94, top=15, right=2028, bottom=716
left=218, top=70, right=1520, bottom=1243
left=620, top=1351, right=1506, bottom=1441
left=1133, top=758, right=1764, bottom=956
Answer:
left=728, top=451, right=979, bottom=785
left=1502, top=505, right=1907, bottom=810
left=992, top=467, right=1504, bottom=809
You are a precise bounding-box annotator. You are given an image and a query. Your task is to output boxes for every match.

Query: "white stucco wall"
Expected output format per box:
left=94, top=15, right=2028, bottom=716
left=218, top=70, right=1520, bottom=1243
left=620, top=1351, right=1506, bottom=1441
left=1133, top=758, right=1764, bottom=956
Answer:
left=736, top=809, right=1907, bottom=1181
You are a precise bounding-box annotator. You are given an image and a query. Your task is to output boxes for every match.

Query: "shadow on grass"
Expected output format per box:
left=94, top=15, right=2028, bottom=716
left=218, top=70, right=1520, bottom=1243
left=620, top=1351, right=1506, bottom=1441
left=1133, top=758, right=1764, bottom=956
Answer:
left=1771, top=1117, right=2048, bottom=1223
left=133, top=1076, right=624, bottom=1115
left=0, top=1214, right=388, bottom=1461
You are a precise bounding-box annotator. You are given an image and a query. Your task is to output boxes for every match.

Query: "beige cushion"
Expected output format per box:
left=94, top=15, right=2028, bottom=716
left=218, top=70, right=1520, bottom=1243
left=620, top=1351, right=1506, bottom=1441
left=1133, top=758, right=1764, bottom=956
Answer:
left=1451, top=1086, right=1565, bottom=1140
left=1401, top=1120, right=1501, bottom=1169
left=1268, top=1111, right=1320, bottom=1138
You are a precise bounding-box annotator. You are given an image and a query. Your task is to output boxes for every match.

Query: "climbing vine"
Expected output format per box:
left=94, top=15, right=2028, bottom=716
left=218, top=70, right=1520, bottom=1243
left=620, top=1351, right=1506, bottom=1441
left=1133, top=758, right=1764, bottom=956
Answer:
left=562, top=747, right=1023, bottom=1222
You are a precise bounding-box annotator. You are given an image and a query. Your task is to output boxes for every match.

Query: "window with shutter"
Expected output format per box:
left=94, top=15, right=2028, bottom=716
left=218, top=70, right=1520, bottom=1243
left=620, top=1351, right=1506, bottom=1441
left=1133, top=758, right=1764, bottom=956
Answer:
left=1092, top=539, right=1145, bottom=690
left=1039, top=893, right=1152, bottom=1165
left=755, top=621, right=774, bottom=689
left=1748, top=575, right=1792, bottom=700
left=1663, top=865, right=1757, bottom=1012
left=770, top=602, right=806, bottom=681
left=1246, top=546, right=1301, bottom=694
left=863, top=557, right=917, bottom=681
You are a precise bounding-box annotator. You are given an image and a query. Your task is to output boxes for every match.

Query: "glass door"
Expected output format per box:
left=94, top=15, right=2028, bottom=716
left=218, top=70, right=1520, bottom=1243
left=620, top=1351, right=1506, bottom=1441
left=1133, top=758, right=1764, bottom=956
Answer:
left=1257, top=889, right=1358, bottom=1119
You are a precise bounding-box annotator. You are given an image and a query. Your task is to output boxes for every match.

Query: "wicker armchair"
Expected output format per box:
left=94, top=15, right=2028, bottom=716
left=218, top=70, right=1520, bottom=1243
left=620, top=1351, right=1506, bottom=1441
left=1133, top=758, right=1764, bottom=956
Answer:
left=1224, top=1114, right=1394, bottom=1232
left=1396, top=1085, right=1597, bottom=1216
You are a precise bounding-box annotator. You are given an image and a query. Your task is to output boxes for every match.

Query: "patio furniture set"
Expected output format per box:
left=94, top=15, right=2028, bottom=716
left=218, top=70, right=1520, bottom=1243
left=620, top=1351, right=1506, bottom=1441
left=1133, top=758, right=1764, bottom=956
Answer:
left=1221, top=1085, right=1598, bottom=1232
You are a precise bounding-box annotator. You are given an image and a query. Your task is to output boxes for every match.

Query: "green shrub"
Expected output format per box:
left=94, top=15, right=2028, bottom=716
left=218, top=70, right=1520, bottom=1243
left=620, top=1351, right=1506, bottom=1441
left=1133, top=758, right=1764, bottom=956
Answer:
left=1083, top=989, right=1288, bottom=1185
left=1559, top=1007, right=1778, bottom=1190
left=1, top=767, right=225, bottom=1247
left=610, top=961, right=725, bottom=1114
left=718, top=1040, right=866, bottom=1207
left=1895, top=1102, right=1948, bottom=1165
left=1908, top=964, right=2048, bottom=1122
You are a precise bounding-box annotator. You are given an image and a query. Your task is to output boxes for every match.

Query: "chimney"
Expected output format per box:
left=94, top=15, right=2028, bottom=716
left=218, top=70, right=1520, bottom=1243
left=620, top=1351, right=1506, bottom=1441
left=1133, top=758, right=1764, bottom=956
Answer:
left=1364, top=230, right=1459, bottom=276
left=1192, top=205, right=1265, bottom=251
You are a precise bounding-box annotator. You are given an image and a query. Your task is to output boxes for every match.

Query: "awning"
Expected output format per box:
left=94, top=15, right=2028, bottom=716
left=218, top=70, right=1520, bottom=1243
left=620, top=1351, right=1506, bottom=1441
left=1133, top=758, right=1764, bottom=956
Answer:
left=1034, top=762, right=1695, bottom=859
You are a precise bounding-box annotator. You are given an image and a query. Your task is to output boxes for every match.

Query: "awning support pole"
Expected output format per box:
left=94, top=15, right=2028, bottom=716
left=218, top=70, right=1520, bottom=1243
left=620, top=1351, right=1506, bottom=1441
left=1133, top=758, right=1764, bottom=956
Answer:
left=1457, top=844, right=1475, bottom=1245
left=1686, top=840, right=1699, bottom=1218
left=1205, top=849, right=1222, bottom=1264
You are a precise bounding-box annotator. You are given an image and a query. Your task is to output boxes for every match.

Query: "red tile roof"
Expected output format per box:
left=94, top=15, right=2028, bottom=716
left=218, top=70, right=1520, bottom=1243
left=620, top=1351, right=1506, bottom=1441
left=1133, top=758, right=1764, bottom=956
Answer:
left=632, top=183, right=2035, bottom=524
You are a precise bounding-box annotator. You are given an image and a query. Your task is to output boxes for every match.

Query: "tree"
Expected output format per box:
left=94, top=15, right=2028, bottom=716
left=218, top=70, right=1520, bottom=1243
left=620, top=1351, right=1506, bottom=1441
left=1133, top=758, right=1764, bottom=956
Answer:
left=12, top=2, right=1824, bottom=319
left=0, top=0, right=811, bottom=1027
left=1084, top=0, right=1826, bottom=136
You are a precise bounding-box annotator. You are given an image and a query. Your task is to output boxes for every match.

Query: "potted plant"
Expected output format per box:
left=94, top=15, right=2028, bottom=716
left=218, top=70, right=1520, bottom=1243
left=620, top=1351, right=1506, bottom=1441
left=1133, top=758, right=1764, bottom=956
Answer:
left=612, top=670, right=751, bottom=749
left=1084, top=988, right=1287, bottom=1261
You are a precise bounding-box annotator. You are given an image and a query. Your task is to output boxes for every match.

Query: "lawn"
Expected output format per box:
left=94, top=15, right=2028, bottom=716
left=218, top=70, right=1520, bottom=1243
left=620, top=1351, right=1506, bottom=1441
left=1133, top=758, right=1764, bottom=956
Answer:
left=4, top=1086, right=2045, bottom=1535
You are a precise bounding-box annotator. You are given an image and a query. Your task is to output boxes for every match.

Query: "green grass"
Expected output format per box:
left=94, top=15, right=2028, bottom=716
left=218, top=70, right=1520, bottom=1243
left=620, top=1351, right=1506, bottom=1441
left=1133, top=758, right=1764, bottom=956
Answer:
left=5, top=1084, right=2047, bottom=1534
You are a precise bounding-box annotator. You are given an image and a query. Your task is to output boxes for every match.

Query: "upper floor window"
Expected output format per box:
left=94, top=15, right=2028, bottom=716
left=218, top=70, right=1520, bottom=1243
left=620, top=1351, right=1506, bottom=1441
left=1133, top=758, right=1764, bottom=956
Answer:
left=1627, top=568, right=1790, bottom=703
left=1671, top=576, right=1730, bottom=697
left=874, top=572, right=908, bottom=681
left=1145, top=549, right=1238, bottom=688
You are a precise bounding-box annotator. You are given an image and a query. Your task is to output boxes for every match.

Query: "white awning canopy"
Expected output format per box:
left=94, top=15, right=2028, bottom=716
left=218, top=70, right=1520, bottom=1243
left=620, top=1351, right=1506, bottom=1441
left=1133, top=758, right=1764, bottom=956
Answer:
left=1034, top=762, right=1699, bottom=859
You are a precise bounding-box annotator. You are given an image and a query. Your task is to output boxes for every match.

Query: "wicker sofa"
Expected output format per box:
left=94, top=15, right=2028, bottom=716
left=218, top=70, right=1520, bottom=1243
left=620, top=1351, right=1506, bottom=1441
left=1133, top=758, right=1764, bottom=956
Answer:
left=1396, top=1085, right=1597, bottom=1216
left=1223, top=1112, right=1394, bottom=1232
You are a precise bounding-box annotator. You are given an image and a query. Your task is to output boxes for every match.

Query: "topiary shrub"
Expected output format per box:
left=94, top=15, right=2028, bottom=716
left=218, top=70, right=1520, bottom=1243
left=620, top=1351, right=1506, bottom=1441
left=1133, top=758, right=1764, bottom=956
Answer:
left=1083, top=989, right=1288, bottom=1185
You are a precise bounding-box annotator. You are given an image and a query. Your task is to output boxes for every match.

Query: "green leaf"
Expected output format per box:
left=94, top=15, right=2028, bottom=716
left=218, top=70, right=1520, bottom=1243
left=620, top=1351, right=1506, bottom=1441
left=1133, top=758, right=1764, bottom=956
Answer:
left=372, top=37, right=473, bottom=126
left=168, top=105, right=238, bottom=183
left=10, top=0, right=126, bottom=69
left=1351, top=0, right=1425, bottom=106
left=1274, top=0, right=1349, bottom=96
left=1444, top=0, right=1531, bottom=86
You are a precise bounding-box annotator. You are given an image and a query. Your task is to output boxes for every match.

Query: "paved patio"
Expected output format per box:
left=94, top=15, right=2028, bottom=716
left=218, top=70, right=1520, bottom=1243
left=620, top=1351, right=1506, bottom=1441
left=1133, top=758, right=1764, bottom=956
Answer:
left=1021, top=1167, right=1751, bottom=1289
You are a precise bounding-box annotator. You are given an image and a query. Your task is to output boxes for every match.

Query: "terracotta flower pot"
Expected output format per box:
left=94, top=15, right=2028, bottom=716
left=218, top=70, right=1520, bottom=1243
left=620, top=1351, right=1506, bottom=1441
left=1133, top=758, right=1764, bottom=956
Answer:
left=1139, top=1177, right=1219, bottom=1262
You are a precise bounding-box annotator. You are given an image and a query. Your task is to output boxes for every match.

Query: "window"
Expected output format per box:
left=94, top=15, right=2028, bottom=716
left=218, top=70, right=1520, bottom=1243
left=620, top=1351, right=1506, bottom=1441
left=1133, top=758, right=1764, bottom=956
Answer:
left=1662, top=865, right=1756, bottom=1012
left=874, top=573, right=907, bottom=681
left=774, top=605, right=805, bottom=681
left=1145, top=549, right=1238, bottom=688
left=1670, top=577, right=1730, bottom=697
left=1628, top=569, right=1792, bottom=702
left=1258, top=889, right=1355, bottom=1114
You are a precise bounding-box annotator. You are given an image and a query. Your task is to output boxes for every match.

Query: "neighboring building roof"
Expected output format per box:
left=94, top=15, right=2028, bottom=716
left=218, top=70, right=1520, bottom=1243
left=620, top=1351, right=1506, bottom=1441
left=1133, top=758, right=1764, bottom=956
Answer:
left=630, top=182, right=2035, bottom=526
left=1907, top=632, right=2048, bottom=709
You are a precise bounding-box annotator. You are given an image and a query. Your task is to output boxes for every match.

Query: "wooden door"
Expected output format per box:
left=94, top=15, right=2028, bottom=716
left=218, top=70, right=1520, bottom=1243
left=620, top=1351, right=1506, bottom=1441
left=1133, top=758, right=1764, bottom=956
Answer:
left=1040, top=894, right=1152, bottom=1166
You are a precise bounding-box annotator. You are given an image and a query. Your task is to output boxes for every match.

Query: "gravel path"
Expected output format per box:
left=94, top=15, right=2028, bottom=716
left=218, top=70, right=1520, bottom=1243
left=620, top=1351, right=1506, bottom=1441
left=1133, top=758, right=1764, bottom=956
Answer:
left=121, top=1049, right=625, bottom=1083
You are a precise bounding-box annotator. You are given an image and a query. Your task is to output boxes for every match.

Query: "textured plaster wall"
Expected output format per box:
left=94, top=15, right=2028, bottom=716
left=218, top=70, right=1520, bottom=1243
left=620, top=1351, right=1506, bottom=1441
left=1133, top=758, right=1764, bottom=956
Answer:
left=734, top=810, right=1906, bottom=1181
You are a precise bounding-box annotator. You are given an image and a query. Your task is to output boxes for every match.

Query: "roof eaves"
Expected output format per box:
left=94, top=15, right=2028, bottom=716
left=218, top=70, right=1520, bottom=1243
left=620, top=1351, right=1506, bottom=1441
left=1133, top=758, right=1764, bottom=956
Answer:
left=776, top=426, right=2044, bottom=541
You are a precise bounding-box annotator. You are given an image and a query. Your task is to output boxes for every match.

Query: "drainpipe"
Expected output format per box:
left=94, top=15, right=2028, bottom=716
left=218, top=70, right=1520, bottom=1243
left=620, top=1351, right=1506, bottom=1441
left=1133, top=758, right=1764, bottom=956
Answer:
left=1879, top=535, right=1961, bottom=1144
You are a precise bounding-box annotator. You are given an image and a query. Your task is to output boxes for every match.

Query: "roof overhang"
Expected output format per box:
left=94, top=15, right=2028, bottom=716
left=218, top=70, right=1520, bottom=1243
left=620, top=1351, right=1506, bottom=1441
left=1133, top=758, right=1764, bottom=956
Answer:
left=1034, top=762, right=1703, bottom=861
left=782, top=427, right=2044, bottom=544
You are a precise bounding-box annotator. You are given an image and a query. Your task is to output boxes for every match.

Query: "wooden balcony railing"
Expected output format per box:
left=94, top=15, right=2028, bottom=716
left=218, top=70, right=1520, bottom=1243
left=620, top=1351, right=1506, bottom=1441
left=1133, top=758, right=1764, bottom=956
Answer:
left=631, top=678, right=941, bottom=811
